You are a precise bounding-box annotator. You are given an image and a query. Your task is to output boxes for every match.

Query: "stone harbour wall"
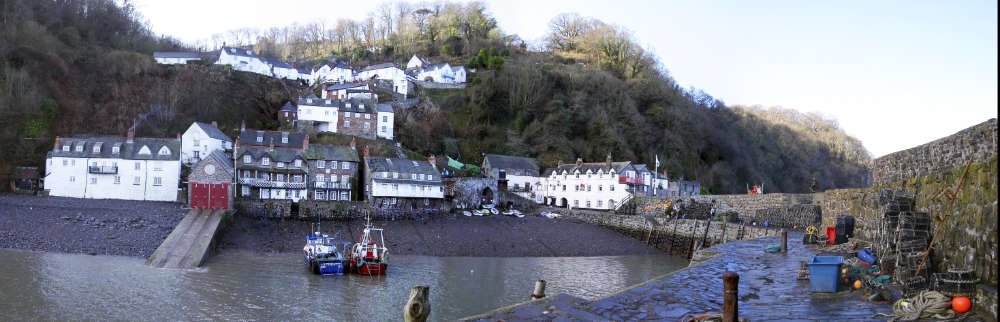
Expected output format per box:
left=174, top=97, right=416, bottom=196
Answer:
left=872, top=118, right=996, bottom=186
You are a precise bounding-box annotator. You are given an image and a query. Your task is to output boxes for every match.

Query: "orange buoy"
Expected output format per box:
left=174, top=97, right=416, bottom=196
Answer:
left=853, top=280, right=862, bottom=289
left=952, top=296, right=971, bottom=313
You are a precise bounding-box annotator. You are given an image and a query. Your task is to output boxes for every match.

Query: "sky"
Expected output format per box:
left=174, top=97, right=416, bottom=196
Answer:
left=133, top=0, right=998, bottom=157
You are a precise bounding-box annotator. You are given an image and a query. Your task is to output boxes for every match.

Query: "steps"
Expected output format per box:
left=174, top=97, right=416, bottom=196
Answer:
left=146, top=208, right=226, bottom=268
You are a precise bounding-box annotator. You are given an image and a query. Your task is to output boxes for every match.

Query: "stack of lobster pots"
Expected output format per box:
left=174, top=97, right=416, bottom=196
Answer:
left=874, top=189, right=933, bottom=296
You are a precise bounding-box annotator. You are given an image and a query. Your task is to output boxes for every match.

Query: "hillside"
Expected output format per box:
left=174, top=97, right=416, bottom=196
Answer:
left=0, top=0, right=873, bottom=194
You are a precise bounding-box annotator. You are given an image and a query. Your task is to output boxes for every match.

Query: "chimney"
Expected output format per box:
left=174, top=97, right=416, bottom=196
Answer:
left=363, top=145, right=370, bottom=157
left=605, top=153, right=612, bottom=170
left=303, top=134, right=309, bottom=150
left=428, top=154, right=437, bottom=170
left=177, top=133, right=181, bottom=141
left=240, top=120, right=246, bottom=132
left=211, top=121, right=218, bottom=127
left=557, top=159, right=563, bottom=167
left=575, top=158, right=582, bottom=167
left=127, top=128, right=134, bottom=144
left=54, top=136, right=60, bottom=151
left=349, top=137, right=356, bottom=150
left=269, top=138, right=274, bottom=152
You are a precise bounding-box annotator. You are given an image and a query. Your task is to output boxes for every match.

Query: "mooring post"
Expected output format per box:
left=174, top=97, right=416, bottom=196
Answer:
left=531, top=280, right=547, bottom=299
left=723, top=272, right=739, bottom=322
left=780, top=230, right=788, bottom=253
left=404, top=286, right=430, bottom=322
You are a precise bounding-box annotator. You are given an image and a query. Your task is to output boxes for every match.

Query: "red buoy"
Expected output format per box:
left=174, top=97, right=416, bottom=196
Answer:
left=952, top=296, right=971, bottom=313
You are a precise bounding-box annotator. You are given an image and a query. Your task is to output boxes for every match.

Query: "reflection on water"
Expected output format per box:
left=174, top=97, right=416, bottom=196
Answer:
left=0, top=249, right=687, bottom=321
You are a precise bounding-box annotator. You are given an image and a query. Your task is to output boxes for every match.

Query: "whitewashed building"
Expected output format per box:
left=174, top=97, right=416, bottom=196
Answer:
left=44, top=132, right=181, bottom=202
left=482, top=154, right=540, bottom=201
left=153, top=52, right=201, bottom=65
left=312, top=59, right=355, bottom=84
left=416, top=63, right=467, bottom=84
left=376, top=104, right=394, bottom=140
left=181, top=121, right=233, bottom=166
left=538, top=157, right=635, bottom=210
left=356, top=63, right=409, bottom=95
left=406, top=54, right=430, bottom=70
left=364, top=155, right=444, bottom=210
left=296, top=94, right=340, bottom=133
left=322, top=82, right=368, bottom=100
left=215, top=47, right=271, bottom=76
left=296, top=67, right=314, bottom=83
left=268, top=59, right=299, bottom=80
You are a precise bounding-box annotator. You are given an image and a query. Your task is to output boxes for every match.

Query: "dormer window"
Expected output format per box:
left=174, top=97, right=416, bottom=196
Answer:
left=137, top=145, right=151, bottom=155
left=62, top=145, right=70, bottom=152
left=244, top=155, right=251, bottom=163
left=281, top=133, right=288, bottom=144
left=277, top=162, right=285, bottom=168
left=317, top=160, right=326, bottom=168
left=75, top=144, right=83, bottom=152
left=112, top=146, right=120, bottom=154
left=92, top=143, right=102, bottom=153
left=325, top=99, right=331, bottom=104
left=261, top=157, right=270, bottom=166
left=158, top=146, right=171, bottom=156
left=256, top=135, right=263, bottom=143
left=294, top=159, right=302, bottom=167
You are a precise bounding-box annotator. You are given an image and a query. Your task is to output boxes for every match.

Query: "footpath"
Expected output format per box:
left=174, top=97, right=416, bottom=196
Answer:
left=463, top=232, right=896, bottom=321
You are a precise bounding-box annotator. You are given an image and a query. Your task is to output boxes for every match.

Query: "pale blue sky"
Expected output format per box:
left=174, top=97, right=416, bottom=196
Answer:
left=135, top=0, right=998, bottom=157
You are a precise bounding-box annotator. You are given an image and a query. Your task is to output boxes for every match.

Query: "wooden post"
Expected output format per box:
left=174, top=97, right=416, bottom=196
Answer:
left=404, top=286, right=430, bottom=322
left=531, top=280, right=546, bottom=299
left=721, top=221, right=728, bottom=243
left=780, top=230, right=788, bottom=253
left=701, top=219, right=712, bottom=248
left=723, top=272, right=739, bottom=322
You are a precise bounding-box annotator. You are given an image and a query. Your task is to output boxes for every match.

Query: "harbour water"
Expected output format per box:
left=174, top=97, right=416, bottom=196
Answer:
left=0, top=249, right=687, bottom=321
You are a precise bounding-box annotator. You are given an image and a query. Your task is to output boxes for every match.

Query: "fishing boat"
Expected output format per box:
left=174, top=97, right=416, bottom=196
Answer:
left=349, top=216, right=389, bottom=275
left=303, top=231, right=349, bottom=275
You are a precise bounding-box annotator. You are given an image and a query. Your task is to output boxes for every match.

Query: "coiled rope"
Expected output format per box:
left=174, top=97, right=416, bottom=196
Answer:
left=875, top=290, right=955, bottom=321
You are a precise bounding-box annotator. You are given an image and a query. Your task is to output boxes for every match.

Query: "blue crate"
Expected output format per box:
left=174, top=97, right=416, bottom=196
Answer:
left=808, top=256, right=844, bottom=292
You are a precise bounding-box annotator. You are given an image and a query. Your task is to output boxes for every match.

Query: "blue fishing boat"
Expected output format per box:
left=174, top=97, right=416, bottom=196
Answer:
left=303, top=231, right=349, bottom=275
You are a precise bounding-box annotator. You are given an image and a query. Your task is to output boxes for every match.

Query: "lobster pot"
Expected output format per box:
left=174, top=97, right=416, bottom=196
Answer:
left=932, top=267, right=979, bottom=297
left=901, top=276, right=928, bottom=297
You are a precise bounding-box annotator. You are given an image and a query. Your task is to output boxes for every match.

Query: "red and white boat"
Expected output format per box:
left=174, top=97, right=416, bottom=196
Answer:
left=349, top=216, right=388, bottom=275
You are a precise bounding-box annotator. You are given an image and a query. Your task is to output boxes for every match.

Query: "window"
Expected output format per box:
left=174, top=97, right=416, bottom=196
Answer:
left=562, top=185, right=566, bottom=191
left=393, top=184, right=399, bottom=191
left=244, top=155, right=251, bottom=163
left=153, top=177, right=162, bottom=186
left=363, top=122, right=370, bottom=129
left=610, top=185, right=615, bottom=191
left=69, top=176, right=75, bottom=182
left=586, top=200, right=591, bottom=208
left=293, top=175, right=302, bottom=183
left=412, top=173, right=417, bottom=180
left=364, top=114, right=370, bottom=119
left=276, top=174, right=284, bottom=181
left=114, top=176, right=121, bottom=184
left=242, top=186, right=249, bottom=196
left=330, top=161, right=338, bottom=169
left=63, top=160, right=68, bottom=166
left=574, top=200, right=579, bottom=207
left=355, top=112, right=360, bottom=118
left=133, top=176, right=141, bottom=185
left=344, top=120, right=350, bottom=128
left=158, top=147, right=171, bottom=156
left=62, top=145, right=70, bottom=152
left=598, top=185, right=603, bottom=191
left=587, top=185, right=592, bottom=191
left=340, top=192, right=349, bottom=200
left=341, top=174, right=349, bottom=183
left=597, top=200, right=603, bottom=207
left=382, top=116, right=388, bottom=122
left=294, top=160, right=302, bottom=167
left=194, top=151, right=200, bottom=159
left=256, top=135, right=263, bottom=143
left=262, top=157, right=270, bottom=166
left=344, top=111, right=350, bottom=118
left=381, top=126, right=387, bottom=133
left=341, top=162, right=349, bottom=170
left=75, top=145, right=83, bottom=152
left=324, top=110, right=329, bottom=116
left=315, top=191, right=325, bottom=200
left=316, top=174, right=325, bottom=182
left=90, top=177, right=97, bottom=184
left=135, top=162, right=141, bottom=170
left=93, top=145, right=101, bottom=153
left=392, top=172, right=398, bottom=178
left=277, top=162, right=285, bottom=168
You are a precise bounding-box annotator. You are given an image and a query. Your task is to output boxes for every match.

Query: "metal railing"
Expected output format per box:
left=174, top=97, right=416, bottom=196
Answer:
left=88, top=165, right=118, bottom=174
left=238, top=177, right=306, bottom=189
left=314, top=182, right=351, bottom=189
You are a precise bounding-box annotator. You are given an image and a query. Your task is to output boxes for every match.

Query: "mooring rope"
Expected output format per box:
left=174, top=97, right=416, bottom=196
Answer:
left=875, top=290, right=955, bottom=321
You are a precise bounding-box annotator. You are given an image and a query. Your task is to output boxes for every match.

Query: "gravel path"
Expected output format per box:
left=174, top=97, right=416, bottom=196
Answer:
left=0, top=195, right=187, bottom=257
left=217, top=212, right=663, bottom=257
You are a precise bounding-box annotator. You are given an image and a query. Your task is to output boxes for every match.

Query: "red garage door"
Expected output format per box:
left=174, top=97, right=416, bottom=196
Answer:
left=190, top=182, right=210, bottom=209
left=210, top=182, right=228, bottom=210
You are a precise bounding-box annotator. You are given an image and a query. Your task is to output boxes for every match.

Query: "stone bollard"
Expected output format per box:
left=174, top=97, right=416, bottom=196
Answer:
left=780, top=230, right=788, bottom=253
left=404, top=286, right=430, bottom=322
left=723, top=272, right=739, bottom=322
left=531, top=280, right=547, bottom=299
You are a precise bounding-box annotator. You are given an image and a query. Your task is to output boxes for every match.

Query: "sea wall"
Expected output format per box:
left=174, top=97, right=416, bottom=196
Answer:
left=872, top=118, right=996, bottom=186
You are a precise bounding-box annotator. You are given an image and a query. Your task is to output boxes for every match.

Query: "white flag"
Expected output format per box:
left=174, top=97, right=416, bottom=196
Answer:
left=655, top=155, right=660, bottom=168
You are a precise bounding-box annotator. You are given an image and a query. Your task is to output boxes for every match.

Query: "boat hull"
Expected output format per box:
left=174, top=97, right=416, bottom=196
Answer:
left=350, top=260, right=387, bottom=275
left=308, top=258, right=348, bottom=275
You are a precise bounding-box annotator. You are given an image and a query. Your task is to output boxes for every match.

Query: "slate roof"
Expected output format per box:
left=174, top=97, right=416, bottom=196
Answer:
left=324, top=82, right=366, bottom=91
left=48, top=136, right=180, bottom=161
left=153, top=52, right=201, bottom=59
left=267, top=59, right=293, bottom=69
left=366, top=157, right=441, bottom=185
left=552, top=161, right=632, bottom=174
left=376, top=103, right=393, bottom=113
left=339, top=99, right=376, bottom=114
left=360, top=63, right=398, bottom=72
left=13, top=166, right=39, bottom=179
left=279, top=101, right=297, bottom=112
left=221, top=46, right=260, bottom=58
left=484, top=154, right=539, bottom=172
left=302, top=144, right=359, bottom=162
left=193, top=122, right=232, bottom=142
left=237, top=146, right=306, bottom=164
left=191, top=150, right=235, bottom=181
left=239, top=129, right=306, bottom=149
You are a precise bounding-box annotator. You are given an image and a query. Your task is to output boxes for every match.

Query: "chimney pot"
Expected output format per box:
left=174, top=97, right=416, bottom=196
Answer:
left=575, top=158, right=582, bottom=167
left=54, top=136, right=60, bottom=151
left=303, top=134, right=309, bottom=150
left=349, top=138, right=356, bottom=149
left=606, top=153, right=612, bottom=170
left=428, top=154, right=437, bottom=170
left=241, top=120, right=246, bottom=132
left=269, top=138, right=274, bottom=151
left=211, top=121, right=218, bottom=127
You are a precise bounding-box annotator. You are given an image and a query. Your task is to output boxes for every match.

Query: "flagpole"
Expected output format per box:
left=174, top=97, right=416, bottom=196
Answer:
left=653, top=155, right=658, bottom=196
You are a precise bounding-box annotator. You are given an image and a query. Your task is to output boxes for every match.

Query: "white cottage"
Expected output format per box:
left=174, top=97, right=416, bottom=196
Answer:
left=153, top=52, right=201, bottom=65
left=296, top=94, right=340, bottom=133
left=312, top=59, right=355, bottom=84
left=376, top=103, right=394, bottom=140
left=482, top=154, right=540, bottom=200
left=356, top=63, right=409, bottom=95
left=406, top=54, right=430, bottom=70
left=44, top=132, right=181, bottom=202
left=268, top=59, right=299, bottom=80
left=322, top=82, right=369, bottom=100
left=417, top=63, right=466, bottom=84
left=215, top=47, right=271, bottom=76
left=538, top=157, right=634, bottom=210
left=181, top=121, right=233, bottom=166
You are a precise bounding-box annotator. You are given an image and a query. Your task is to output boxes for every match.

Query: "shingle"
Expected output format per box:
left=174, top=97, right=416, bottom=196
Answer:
left=49, top=136, right=181, bottom=161
left=194, top=122, right=232, bottom=142
left=484, top=154, right=539, bottom=173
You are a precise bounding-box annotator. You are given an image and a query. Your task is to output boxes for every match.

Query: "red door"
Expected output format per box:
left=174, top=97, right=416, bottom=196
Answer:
left=210, top=183, right=228, bottom=210
left=190, top=182, right=209, bottom=208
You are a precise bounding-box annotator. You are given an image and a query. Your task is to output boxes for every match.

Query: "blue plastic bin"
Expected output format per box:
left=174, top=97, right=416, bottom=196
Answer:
left=808, top=256, right=844, bottom=292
